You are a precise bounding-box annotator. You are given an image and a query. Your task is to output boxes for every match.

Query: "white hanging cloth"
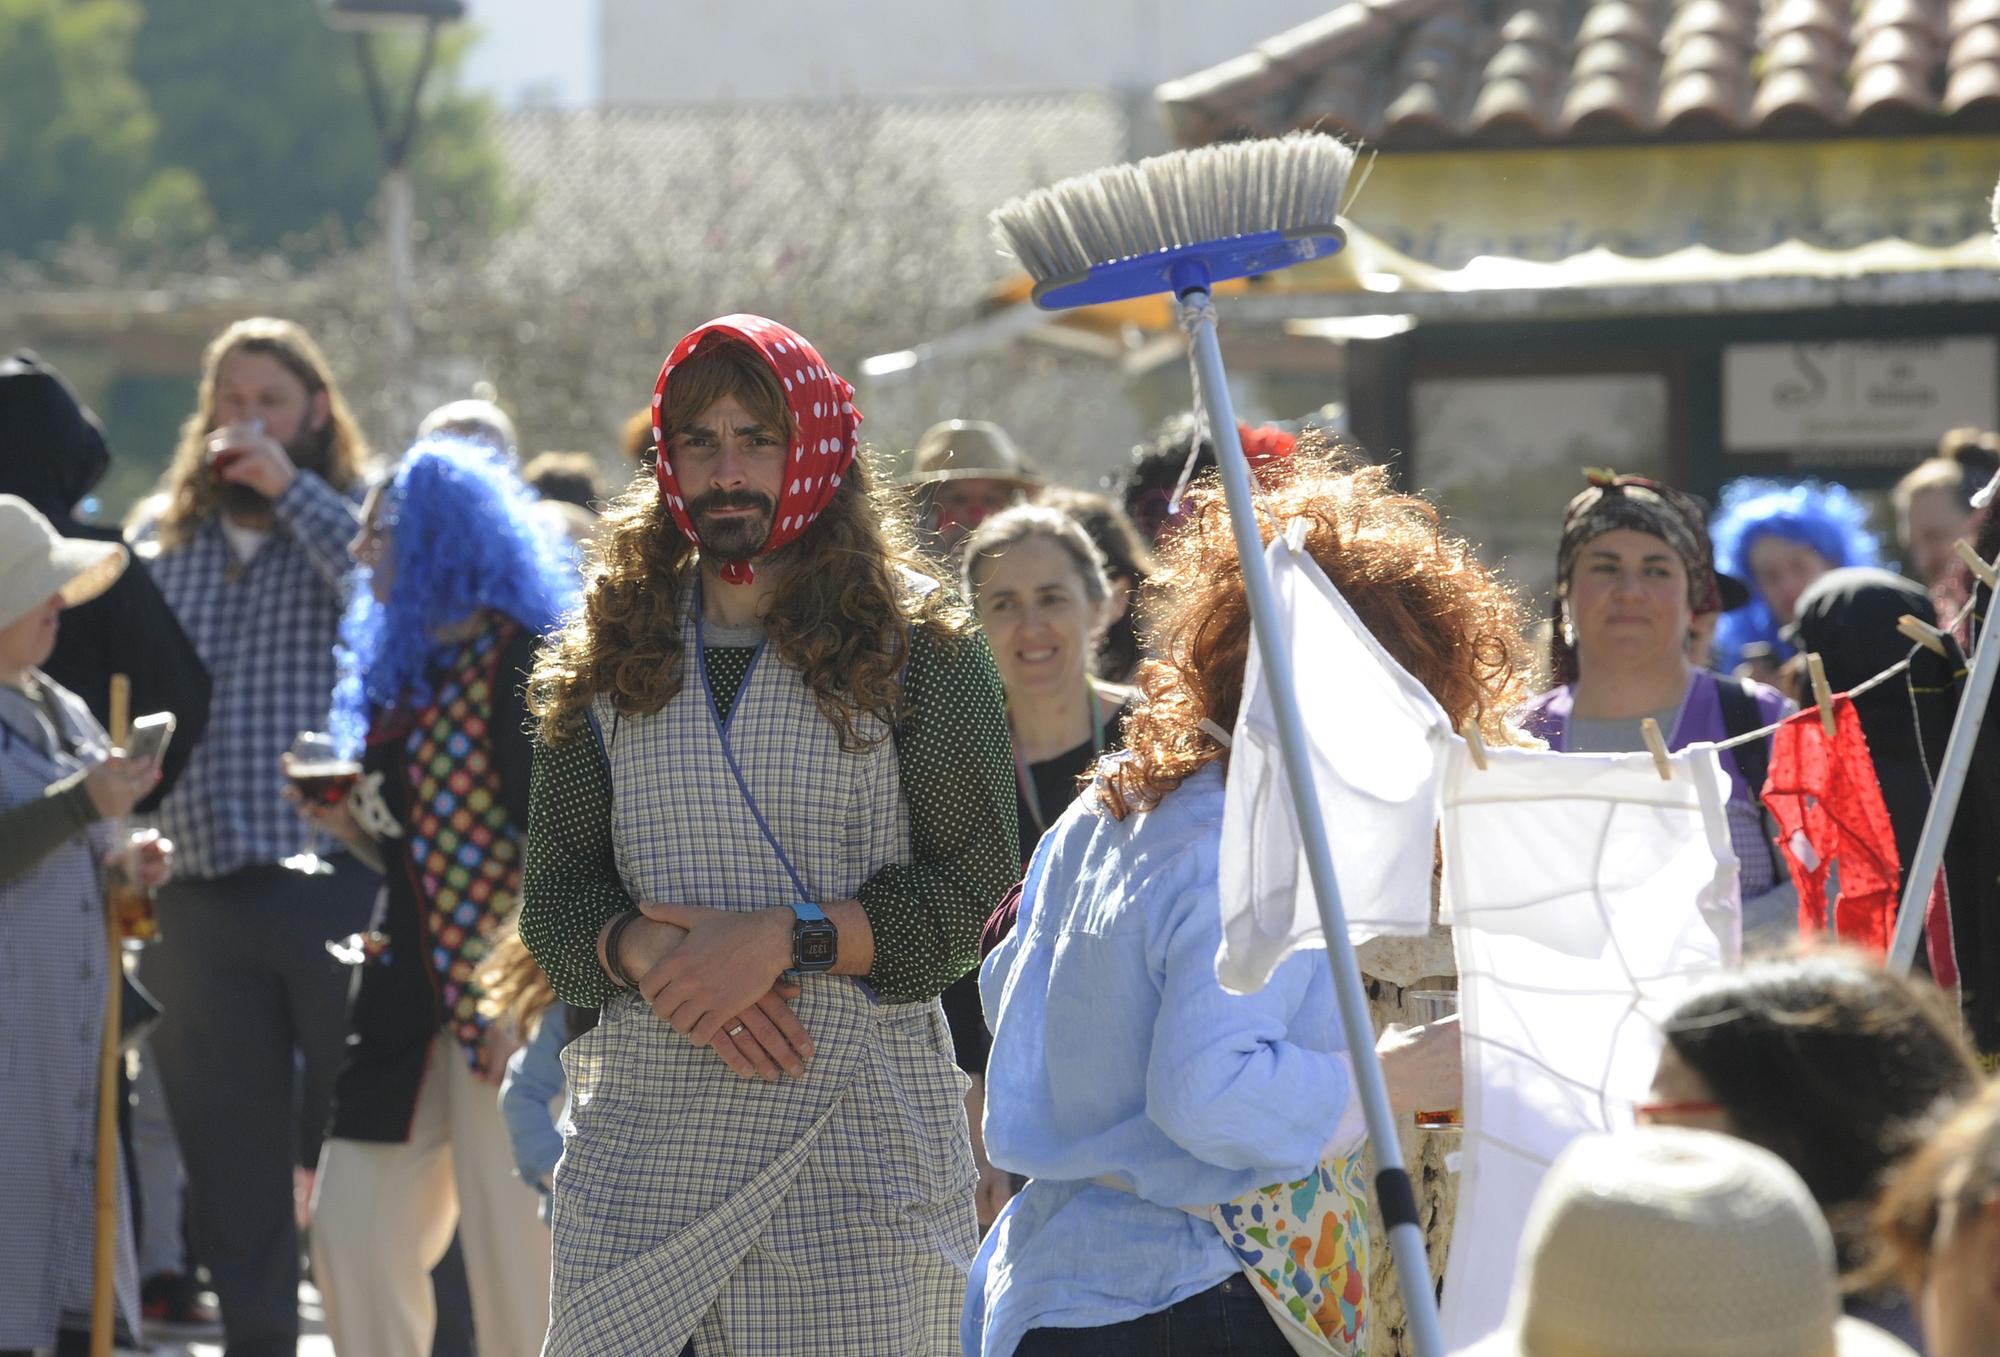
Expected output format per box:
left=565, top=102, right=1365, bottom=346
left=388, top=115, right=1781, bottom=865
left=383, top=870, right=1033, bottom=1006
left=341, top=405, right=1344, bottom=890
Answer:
left=1438, top=738, right=1740, bottom=1351
left=1217, top=539, right=1452, bottom=994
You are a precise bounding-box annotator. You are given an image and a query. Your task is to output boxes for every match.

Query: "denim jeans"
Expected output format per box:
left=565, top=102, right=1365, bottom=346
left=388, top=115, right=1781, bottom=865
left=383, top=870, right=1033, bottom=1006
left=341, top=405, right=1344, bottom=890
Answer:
left=1013, top=1275, right=1294, bottom=1356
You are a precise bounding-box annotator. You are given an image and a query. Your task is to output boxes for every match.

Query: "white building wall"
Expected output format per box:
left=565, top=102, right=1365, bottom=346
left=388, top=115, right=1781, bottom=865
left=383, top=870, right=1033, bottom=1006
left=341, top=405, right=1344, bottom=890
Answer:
left=601, top=0, right=1334, bottom=103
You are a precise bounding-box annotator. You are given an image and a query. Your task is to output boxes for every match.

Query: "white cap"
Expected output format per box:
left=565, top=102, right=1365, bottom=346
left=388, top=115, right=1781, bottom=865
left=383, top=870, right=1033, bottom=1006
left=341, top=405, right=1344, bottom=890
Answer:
left=0, top=495, right=127, bottom=631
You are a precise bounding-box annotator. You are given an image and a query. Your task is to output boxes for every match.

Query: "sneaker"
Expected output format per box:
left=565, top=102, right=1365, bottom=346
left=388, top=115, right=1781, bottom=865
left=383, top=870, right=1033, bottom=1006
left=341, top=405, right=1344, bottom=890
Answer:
left=140, top=1271, right=221, bottom=1338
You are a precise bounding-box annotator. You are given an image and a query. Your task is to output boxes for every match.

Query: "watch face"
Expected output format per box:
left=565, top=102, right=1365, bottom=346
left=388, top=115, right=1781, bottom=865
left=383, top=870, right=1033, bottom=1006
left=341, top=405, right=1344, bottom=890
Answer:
left=795, top=923, right=837, bottom=970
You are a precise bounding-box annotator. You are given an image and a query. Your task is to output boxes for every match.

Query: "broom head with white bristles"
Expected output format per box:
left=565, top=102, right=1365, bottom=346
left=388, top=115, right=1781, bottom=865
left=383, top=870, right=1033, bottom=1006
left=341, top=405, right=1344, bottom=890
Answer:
left=990, top=132, right=1357, bottom=311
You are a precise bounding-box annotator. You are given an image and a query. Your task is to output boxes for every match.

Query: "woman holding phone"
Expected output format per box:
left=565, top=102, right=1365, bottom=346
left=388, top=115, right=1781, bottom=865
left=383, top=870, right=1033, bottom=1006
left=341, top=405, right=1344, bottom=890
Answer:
left=0, top=495, right=173, bottom=1357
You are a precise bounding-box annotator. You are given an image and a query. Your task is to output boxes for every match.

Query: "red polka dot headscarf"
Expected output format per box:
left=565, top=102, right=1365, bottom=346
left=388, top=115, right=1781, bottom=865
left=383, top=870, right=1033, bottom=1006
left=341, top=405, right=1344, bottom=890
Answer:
left=651, top=314, right=861, bottom=584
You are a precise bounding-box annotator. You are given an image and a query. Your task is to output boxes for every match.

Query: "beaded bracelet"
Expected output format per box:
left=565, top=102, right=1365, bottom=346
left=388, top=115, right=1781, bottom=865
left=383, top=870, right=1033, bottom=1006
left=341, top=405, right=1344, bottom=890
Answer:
left=603, top=909, right=646, bottom=991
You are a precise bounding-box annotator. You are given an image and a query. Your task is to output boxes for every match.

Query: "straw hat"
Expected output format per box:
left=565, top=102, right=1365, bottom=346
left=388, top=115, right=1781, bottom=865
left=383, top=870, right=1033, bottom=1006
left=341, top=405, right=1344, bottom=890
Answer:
left=1465, top=1128, right=1916, bottom=1357
left=0, top=495, right=127, bottom=632
left=898, top=419, right=1042, bottom=489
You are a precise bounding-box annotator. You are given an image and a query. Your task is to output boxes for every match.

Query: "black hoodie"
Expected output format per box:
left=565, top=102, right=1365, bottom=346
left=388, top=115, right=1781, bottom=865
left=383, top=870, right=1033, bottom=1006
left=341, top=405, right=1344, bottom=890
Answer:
left=0, top=352, right=210, bottom=807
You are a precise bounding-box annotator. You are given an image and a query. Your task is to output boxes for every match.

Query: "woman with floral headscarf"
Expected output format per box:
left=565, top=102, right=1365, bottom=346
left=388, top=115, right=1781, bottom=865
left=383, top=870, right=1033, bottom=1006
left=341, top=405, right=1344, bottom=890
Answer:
left=287, top=438, right=576, bottom=1357
left=1709, top=478, right=1881, bottom=678
left=1523, top=472, right=1795, bottom=932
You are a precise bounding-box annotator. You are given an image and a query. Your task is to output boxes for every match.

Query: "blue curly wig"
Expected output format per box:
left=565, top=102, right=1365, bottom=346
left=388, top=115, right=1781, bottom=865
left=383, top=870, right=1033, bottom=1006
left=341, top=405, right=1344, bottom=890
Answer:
left=331, top=437, right=577, bottom=753
left=1710, top=477, right=1881, bottom=672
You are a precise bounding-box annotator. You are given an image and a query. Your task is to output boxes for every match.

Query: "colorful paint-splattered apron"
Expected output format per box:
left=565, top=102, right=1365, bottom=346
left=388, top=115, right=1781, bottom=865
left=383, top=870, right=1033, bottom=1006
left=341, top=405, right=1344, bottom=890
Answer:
left=546, top=610, right=976, bottom=1355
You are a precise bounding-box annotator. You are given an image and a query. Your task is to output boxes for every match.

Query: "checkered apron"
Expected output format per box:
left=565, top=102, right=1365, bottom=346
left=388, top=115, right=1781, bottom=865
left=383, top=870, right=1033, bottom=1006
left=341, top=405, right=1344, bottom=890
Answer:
left=0, top=679, right=139, bottom=1349
left=546, top=612, right=976, bottom=1356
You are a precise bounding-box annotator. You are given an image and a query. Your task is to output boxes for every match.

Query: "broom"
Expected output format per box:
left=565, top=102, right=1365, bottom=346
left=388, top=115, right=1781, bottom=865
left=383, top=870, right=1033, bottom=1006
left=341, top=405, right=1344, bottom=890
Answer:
left=93, top=674, right=131, bottom=1356
left=992, top=132, right=1447, bottom=1357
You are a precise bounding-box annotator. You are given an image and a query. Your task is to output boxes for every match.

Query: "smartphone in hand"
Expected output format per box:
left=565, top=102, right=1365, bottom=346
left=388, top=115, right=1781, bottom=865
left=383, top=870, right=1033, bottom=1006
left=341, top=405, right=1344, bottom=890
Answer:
left=124, top=712, right=177, bottom=771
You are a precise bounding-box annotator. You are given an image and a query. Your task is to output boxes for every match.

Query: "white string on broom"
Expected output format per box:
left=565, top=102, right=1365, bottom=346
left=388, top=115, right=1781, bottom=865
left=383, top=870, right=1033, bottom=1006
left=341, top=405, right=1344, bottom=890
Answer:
left=1171, top=296, right=1291, bottom=533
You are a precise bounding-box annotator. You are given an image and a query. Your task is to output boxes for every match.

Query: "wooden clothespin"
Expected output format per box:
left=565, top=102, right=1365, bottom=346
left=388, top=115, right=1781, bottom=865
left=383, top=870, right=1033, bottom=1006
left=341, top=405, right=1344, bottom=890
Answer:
left=1640, top=717, right=1673, bottom=781
left=1955, top=539, right=1999, bottom=590
left=1806, top=653, right=1836, bottom=737
left=1897, top=613, right=1949, bottom=658
left=1459, top=718, right=1489, bottom=771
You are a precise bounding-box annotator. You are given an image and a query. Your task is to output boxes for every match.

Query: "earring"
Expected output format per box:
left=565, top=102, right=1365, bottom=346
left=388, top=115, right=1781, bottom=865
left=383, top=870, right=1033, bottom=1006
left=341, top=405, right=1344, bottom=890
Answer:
left=1560, top=603, right=1576, bottom=648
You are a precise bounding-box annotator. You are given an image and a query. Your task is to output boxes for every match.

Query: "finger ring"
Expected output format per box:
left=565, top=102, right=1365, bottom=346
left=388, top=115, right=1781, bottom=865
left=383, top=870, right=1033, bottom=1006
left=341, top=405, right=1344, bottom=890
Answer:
left=726, top=1024, right=746, bottom=1037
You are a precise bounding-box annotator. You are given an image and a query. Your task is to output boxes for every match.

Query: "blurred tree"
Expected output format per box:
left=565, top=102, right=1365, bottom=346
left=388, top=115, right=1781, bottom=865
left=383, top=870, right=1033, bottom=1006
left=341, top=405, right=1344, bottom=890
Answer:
left=129, top=0, right=508, bottom=256
left=0, top=0, right=214, bottom=250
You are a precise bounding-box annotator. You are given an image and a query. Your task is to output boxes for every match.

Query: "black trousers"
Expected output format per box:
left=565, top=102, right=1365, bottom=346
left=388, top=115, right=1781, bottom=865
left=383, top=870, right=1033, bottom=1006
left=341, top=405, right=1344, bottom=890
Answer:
left=138, top=858, right=377, bottom=1356
left=1013, top=1276, right=1295, bottom=1357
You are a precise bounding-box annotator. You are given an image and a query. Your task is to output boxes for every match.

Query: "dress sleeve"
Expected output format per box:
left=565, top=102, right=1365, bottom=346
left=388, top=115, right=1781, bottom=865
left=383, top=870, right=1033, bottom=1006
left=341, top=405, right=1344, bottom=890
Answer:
left=519, top=723, right=632, bottom=1008
left=0, top=775, right=97, bottom=887
left=853, top=621, right=1021, bottom=1004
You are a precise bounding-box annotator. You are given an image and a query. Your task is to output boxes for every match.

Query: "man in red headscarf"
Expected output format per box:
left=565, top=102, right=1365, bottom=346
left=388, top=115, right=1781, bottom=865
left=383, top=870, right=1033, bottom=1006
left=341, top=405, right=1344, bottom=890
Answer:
left=519, top=316, right=1019, bottom=1355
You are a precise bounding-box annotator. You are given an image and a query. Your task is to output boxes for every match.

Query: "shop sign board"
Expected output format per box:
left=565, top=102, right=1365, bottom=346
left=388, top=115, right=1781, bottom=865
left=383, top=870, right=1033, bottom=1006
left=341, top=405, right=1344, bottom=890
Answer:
left=1723, top=337, right=1998, bottom=457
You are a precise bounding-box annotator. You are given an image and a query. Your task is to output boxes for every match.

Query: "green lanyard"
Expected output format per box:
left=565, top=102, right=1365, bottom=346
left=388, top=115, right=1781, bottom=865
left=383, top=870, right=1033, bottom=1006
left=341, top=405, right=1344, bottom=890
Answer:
left=1014, top=681, right=1107, bottom=834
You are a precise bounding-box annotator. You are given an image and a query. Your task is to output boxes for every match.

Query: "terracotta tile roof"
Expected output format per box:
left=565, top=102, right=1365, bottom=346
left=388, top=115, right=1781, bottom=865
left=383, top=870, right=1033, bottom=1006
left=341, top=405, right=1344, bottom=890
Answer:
left=1157, top=0, right=2000, bottom=147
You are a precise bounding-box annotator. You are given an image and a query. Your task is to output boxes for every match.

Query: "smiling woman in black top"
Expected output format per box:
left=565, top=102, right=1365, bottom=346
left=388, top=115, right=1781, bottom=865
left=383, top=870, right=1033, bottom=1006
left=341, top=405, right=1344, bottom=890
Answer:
left=947, top=503, right=1132, bottom=1226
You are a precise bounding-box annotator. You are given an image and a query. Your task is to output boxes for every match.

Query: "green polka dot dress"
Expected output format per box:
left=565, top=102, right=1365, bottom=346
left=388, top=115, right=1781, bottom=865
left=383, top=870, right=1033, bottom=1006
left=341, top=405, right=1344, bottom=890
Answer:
left=520, top=622, right=1020, bottom=1007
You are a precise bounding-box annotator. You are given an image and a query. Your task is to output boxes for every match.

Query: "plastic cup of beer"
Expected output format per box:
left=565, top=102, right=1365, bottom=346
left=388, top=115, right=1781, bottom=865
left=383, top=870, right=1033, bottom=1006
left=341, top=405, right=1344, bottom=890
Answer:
left=206, top=416, right=265, bottom=472
left=107, top=828, right=161, bottom=943
left=282, top=731, right=361, bottom=876
left=1407, top=988, right=1462, bottom=1131
left=287, top=756, right=364, bottom=810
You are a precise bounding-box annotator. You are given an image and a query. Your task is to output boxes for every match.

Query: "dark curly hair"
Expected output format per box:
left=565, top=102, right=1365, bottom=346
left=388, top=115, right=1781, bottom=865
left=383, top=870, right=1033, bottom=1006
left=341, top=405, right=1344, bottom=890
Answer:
left=1098, top=434, right=1532, bottom=819
left=1663, top=951, right=1982, bottom=1269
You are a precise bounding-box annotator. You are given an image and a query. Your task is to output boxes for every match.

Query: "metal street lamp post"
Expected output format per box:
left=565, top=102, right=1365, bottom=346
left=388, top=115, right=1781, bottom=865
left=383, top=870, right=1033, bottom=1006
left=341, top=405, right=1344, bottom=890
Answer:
left=320, top=0, right=465, bottom=436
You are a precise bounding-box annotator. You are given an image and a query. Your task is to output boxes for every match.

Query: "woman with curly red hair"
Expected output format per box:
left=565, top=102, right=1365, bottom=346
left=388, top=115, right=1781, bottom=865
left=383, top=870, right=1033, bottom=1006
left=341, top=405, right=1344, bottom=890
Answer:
left=965, top=438, right=1531, bottom=1357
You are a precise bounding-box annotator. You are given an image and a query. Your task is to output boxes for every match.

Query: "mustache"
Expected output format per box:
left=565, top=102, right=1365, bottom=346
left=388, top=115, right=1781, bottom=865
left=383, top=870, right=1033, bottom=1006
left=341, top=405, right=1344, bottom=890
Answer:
left=688, top=490, right=775, bottom=517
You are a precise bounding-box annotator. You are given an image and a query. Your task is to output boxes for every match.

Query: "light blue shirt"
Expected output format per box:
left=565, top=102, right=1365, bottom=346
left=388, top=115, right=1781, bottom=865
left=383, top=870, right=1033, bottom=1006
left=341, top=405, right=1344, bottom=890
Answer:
left=499, top=1001, right=574, bottom=1206
left=964, top=763, right=1353, bottom=1357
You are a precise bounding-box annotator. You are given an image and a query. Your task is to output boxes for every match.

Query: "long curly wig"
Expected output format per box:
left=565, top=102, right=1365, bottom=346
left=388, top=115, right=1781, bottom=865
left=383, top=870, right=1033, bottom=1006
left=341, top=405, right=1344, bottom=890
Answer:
left=529, top=449, right=967, bottom=750
left=1710, top=477, right=1881, bottom=670
left=1098, top=436, right=1532, bottom=820
left=331, top=438, right=577, bottom=752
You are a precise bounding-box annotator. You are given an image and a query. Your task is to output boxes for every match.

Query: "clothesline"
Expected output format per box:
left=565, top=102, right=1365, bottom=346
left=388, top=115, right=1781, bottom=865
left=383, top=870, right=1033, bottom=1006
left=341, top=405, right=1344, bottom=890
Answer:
left=1706, top=592, right=1979, bottom=753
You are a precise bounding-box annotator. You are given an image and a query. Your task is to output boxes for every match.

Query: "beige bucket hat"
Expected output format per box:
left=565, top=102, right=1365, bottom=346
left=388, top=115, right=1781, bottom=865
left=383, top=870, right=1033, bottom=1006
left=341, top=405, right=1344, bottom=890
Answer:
left=898, top=419, right=1043, bottom=489
left=0, top=495, right=128, bottom=631
left=1463, top=1127, right=1916, bottom=1357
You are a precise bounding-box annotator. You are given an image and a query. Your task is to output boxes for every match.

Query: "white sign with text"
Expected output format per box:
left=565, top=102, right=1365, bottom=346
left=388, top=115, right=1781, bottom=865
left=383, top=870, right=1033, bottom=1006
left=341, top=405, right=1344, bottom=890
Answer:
left=1723, top=337, right=1998, bottom=454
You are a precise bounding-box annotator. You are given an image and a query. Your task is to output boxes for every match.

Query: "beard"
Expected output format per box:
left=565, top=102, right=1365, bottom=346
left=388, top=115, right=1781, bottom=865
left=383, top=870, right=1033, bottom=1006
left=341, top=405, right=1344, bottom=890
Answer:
left=688, top=488, right=776, bottom=560
left=206, top=421, right=335, bottom=519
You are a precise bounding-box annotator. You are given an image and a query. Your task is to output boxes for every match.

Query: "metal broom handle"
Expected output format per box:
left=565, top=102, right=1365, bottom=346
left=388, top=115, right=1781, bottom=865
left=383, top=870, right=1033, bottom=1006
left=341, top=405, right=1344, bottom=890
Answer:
left=1179, top=286, right=1446, bottom=1357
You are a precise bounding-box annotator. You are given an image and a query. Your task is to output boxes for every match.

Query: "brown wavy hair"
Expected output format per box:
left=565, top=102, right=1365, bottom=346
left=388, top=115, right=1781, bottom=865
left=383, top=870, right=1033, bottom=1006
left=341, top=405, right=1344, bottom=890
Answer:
left=1098, top=437, right=1531, bottom=819
left=150, top=318, right=369, bottom=549
left=530, top=341, right=967, bottom=746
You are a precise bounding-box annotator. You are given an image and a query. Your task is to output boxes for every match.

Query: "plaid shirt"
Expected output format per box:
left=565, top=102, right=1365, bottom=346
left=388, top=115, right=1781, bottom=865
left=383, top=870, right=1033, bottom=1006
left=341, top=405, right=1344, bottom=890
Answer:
left=148, top=472, right=362, bottom=878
